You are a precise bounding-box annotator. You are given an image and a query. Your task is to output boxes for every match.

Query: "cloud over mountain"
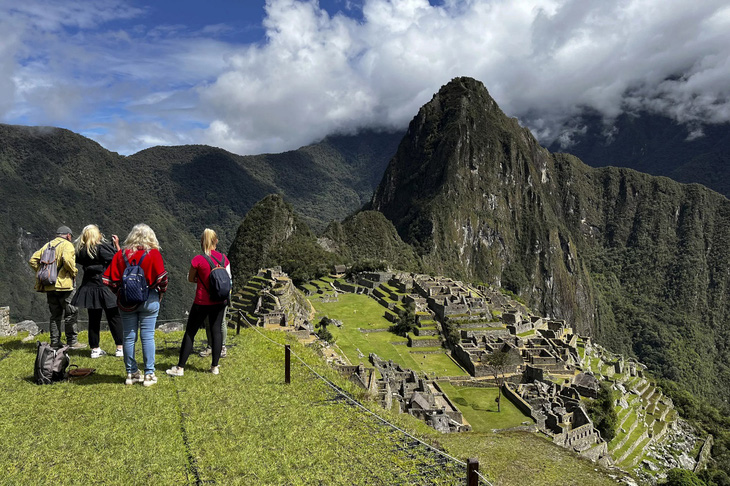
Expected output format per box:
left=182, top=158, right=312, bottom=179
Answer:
left=1, top=0, right=729, bottom=155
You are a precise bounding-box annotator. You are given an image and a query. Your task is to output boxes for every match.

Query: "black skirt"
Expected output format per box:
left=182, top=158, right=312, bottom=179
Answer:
left=72, top=284, right=117, bottom=309
left=73, top=242, right=119, bottom=309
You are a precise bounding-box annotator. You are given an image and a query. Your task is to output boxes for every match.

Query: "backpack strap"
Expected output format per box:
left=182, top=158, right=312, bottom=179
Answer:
left=203, top=253, right=224, bottom=269
left=123, top=250, right=148, bottom=267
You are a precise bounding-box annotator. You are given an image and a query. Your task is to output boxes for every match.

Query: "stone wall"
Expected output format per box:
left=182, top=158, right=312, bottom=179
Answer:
left=502, top=383, right=533, bottom=417
left=452, top=345, right=477, bottom=376
left=408, top=336, right=441, bottom=348
left=581, top=441, right=609, bottom=463
left=0, top=306, right=9, bottom=336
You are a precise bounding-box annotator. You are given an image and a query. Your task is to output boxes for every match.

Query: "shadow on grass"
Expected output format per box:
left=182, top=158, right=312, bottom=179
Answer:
left=0, top=340, right=38, bottom=353
left=19, top=373, right=125, bottom=385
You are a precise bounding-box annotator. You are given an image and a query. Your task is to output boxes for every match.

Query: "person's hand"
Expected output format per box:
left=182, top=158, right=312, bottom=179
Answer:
left=111, top=234, right=120, bottom=251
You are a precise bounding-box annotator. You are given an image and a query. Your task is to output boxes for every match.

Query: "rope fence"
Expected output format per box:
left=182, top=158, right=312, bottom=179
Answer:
left=238, top=310, right=495, bottom=486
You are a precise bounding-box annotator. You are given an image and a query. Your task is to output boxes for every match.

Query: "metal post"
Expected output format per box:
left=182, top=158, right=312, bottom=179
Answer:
left=285, top=345, right=291, bottom=384
left=467, top=458, right=479, bottom=486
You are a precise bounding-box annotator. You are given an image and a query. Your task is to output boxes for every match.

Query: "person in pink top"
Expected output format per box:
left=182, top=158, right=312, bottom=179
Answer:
left=166, top=228, right=230, bottom=376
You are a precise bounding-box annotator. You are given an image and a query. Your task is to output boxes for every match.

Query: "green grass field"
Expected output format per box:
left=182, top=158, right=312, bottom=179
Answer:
left=0, top=329, right=465, bottom=485
left=0, top=326, right=622, bottom=485
left=311, top=293, right=467, bottom=377
left=437, top=382, right=532, bottom=432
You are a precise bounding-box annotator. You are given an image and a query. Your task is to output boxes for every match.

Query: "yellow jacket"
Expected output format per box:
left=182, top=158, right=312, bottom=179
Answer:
left=29, top=237, right=78, bottom=292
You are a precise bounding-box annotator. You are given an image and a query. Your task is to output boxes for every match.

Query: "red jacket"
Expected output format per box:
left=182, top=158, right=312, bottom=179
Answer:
left=102, top=248, right=168, bottom=295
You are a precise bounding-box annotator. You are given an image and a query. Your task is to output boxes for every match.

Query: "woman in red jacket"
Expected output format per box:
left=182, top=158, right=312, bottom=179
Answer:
left=103, top=223, right=168, bottom=386
left=166, top=228, right=230, bottom=377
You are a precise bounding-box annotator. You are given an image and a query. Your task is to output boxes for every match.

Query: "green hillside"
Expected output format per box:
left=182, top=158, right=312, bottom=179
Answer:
left=0, top=125, right=399, bottom=321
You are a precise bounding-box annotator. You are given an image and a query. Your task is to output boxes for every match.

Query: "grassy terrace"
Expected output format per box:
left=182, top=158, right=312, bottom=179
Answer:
left=311, top=293, right=465, bottom=377
left=612, top=423, right=646, bottom=460
left=0, top=327, right=622, bottom=484
left=620, top=435, right=653, bottom=468
left=437, top=382, right=532, bottom=432
left=611, top=410, right=638, bottom=452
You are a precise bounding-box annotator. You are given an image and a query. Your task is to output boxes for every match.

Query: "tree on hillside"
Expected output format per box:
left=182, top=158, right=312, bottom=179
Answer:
left=586, top=381, right=619, bottom=442
left=484, top=350, right=516, bottom=412
left=316, top=317, right=335, bottom=343
left=389, top=302, right=417, bottom=337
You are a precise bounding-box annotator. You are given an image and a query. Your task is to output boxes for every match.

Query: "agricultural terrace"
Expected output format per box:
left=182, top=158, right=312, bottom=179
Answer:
left=309, top=292, right=467, bottom=378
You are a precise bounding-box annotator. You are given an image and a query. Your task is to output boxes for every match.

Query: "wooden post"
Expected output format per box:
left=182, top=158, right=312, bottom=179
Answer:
left=467, top=458, right=479, bottom=486
left=285, top=345, right=291, bottom=384
left=236, top=311, right=242, bottom=335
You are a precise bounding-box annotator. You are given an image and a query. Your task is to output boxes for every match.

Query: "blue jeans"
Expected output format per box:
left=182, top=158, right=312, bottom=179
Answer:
left=121, top=290, right=160, bottom=375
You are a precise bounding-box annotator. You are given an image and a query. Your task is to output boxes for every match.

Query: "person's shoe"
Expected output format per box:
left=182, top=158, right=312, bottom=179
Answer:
left=220, top=346, right=227, bottom=358
left=115, top=348, right=124, bottom=357
left=90, top=348, right=107, bottom=359
left=143, top=374, right=158, bottom=387
left=166, top=366, right=184, bottom=377
left=125, top=371, right=143, bottom=385
left=50, top=342, right=62, bottom=350
left=69, top=342, right=87, bottom=350
left=210, top=366, right=220, bottom=375
left=198, top=347, right=212, bottom=357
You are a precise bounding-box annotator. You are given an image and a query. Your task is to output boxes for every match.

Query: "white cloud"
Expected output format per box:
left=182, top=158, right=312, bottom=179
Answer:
left=198, top=0, right=730, bottom=153
left=2, top=0, right=730, bottom=154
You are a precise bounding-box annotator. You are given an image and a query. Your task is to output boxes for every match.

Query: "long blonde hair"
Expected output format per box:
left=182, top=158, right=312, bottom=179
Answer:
left=123, top=223, right=160, bottom=251
left=200, top=228, right=218, bottom=256
left=75, top=224, right=105, bottom=256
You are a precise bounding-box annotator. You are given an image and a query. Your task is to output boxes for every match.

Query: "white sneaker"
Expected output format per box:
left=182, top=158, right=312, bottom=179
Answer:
left=125, top=371, right=143, bottom=385
left=143, top=373, right=158, bottom=387
left=166, top=366, right=184, bottom=377
left=198, top=347, right=212, bottom=357
left=90, top=348, right=107, bottom=359
left=220, top=346, right=227, bottom=358
left=115, top=348, right=124, bottom=357
left=210, top=366, right=220, bottom=375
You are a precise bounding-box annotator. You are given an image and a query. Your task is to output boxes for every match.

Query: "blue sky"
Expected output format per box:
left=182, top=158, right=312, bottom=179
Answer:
left=1, top=0, right=729, bottom=155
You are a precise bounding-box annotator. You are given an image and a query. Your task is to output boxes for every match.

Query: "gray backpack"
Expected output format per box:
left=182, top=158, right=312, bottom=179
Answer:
left=37, top=241, right=60, bottom=287
left=34, top=342, right=70, bottom=385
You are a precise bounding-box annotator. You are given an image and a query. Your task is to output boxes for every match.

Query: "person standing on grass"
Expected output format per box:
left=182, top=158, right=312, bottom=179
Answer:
left=103, top=224, right=168, bottom=387
left=198, top=313, right=228, bottom=359
left=72, top=225, right=124, bottom=358
left=29, top=225, right=83, bottom=350
left=167, top=228, right=230, bottom=377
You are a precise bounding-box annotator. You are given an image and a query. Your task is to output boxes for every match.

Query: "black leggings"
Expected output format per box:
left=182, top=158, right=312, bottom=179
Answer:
left=88, top=307, right=123, bottom=348
left=178, top=303, right=226, bottom=368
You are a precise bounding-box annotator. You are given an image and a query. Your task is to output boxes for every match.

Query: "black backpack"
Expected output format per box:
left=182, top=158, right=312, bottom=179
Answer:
left=121, top=251, right=149, bottom=305
left=34, top=342, right=70, bottom=384
left=37, top=241, right=60, bottom=287
left=202, top=253, right=232, bottom=302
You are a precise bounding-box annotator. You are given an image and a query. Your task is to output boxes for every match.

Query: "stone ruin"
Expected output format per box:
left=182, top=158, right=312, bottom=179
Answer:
left=503, top=372, right=611, bottom=465
left=0, top=307, right=9, bottom=336
left=365, top=354, right=471, bottom=433
left=452, top=323, right=580, bottom=379
left=229, top=269, right=314, bottom=340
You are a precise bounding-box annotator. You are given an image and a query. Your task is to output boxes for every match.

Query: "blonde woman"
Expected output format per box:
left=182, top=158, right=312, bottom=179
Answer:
left=103, top=224, right=168, bottom=386
left=167, top=228, right=230, bottom=377
left=71, top=225, right=123, bottom=358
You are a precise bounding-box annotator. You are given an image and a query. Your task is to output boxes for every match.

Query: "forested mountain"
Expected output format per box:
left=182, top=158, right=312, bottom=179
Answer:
left=0, top=124, right=401, bottom=321
left=547, top=110, right=730, bottom=199
left=370, top=77, right=730, bottom=406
